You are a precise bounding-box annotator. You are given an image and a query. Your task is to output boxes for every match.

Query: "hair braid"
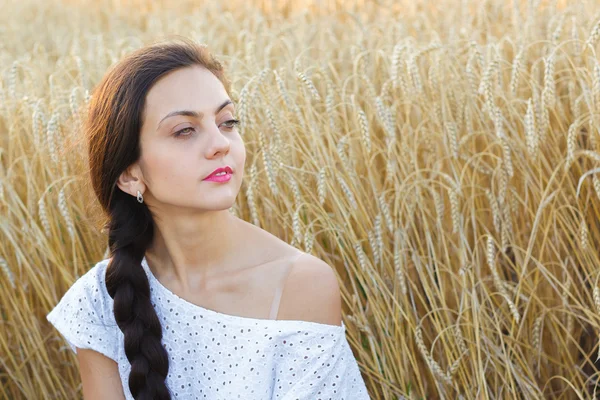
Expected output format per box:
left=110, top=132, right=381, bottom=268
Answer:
left=105, top=189, right=172, bottom=399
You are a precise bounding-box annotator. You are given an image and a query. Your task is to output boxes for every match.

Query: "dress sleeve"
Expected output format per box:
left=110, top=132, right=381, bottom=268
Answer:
left=46, top=260, right=120, bottom=363
left=270, top=323, right=371, bottom=399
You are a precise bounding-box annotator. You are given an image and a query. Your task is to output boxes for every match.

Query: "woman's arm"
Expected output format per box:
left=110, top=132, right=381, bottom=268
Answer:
left=77, top=348, right=127, bottom=400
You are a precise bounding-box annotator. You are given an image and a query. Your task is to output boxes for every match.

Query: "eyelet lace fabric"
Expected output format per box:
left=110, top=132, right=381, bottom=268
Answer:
left=46, top=258, right=371, bottom=399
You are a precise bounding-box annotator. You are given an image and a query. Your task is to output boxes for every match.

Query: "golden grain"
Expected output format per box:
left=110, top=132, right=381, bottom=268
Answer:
left=325, top=89, right=335, bottom=132
left=46, top=112, right=59, bottom=165
left=237, top=83, right=250, bottom=135
left=432, top=189, right=444, bottom=225
left=57, top=187, right=75, bottom=240
left=524, top=98, right=538, bottom=160
left=37, top=196, right=51, bottom=237
left=360, top=74, right=377, bottom=101
left=566, top=120, right=579, bottom=170
left=273, top=69, right=292, bottom=111
left=8, top=61, right=18, bottom=98
left=532, top=314, right=543, bottom=354
left=368, top=229, right=379, bottom=265
left=543, top=54, right=556, bottom=109
left=414, top=324, right=453, bottom=386
left=446, top=121, right=459, bottom=160
left=551, top=15, right=564, bottom=47
left=593, top=62, right=600, bottom=111
left=32, top=101, right=45, bottom=149
left=337, top=175, right=357, bottom=210
left=465, top=53, right=478, bottom=96
left=407, top=54, right=423, bottom=96
left=584, top=18, right=600, bottom=53
left=486, top=236, right=520, bottom=323
left=0, top=257, right=15, bottom=289
left=593, top=174, right=600, bottom=200
left=354, top=242, right=376, bottom=287
left=377, top=193, right=394, bottom=233
left=449, top=187, right=460, bottom=234
left=296, top=71, right=320, bottom=101
left=287, top=174, right=301, bottom=210
left=303, top=226, right=313, bottom=253
left=356, top=107, right=371, bottom=155
left=580, top=218, right=589, bottom=251
left=393, top=228, right=407, bottom=296
left=374, top=96, right=394, bottom=137
left=374, top=213, right=383, bottom=265
left=469, top=40, right=484, bottom=68
left=494, top=107, right=514, bottom=178
left=480, top=60, right=498, bottom=115
left=317, top=167, right=326, bottom=206
left=245, top=161, right=259, bottom=226
left=259, top=131, right=278, bottom=196
left=292, top=209, right=302, bottom=246
left=485, top=188, right=501, bottom=233
left=391, top=43, right=403, bottom=90
left=571, top=16, right=581, bottom=55
left=453, top=324, right=468, bottom=355
left=509, top=46, right=524, bottom=96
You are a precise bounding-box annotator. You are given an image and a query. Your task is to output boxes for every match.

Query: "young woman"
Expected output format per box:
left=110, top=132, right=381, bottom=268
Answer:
left=46, top=37, right=370, bottom=400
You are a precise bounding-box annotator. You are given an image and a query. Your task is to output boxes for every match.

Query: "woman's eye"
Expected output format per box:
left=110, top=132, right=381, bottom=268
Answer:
left=174, top=127, right=194, bottom=138
left=222, top=119, right=240, bottom=129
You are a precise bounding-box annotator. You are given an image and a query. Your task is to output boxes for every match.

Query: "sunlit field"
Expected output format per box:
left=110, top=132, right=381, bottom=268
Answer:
left=2, top=0, right=600, bottom=398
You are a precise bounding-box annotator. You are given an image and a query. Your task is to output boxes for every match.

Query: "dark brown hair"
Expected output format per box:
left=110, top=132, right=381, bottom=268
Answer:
left=85, top=36, right=231, bottom=399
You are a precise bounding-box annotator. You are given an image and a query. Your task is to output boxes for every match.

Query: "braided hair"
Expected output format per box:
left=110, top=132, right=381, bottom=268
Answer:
left=85, top=36, right=231, bottom=399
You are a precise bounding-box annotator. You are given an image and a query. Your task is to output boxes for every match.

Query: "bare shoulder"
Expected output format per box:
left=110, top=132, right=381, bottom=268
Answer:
left=277, top=252, right=343, bottom=326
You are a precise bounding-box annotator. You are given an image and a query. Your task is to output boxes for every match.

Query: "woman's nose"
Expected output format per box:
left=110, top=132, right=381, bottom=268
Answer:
left=205, top=125, right=230, bottom=157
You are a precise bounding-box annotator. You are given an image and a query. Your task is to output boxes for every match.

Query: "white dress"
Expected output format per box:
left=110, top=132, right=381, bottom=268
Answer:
left=46, top=257, right=371, bottom=399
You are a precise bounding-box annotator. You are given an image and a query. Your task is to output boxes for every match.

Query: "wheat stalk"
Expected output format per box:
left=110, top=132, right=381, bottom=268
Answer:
left=542, top=54, right=556, bottom=109
left=524, top=98, right=539, bottom=160
left=485, top=189, right=501, bottom=233
left=566, top=120, right=579, bottom=170
left=486, top=236, right=520, bottom=324
left=449, top=187, right=460, bottom=234
left=317, top=167, right=326, bottom=206
left=510, top=46, right=524, bottom=96
left=466, top=52, right=478, bottom=96
left=393, top=228, right=407, bottom=296
left=245, top=161, right=259, bottom=226
left=46, top=112, right=59, bottom=165
left=377, top=193, right=394, bottom=233
left=580, top=218, right=589, bottom=251
left=480, top=60, right=498, bottom=115
left=296, top=71, right=320, bottom=100
left=57, top=186, right=75, bottom=240
left=0, top=257, right=15, bottom=289
left=368, top=229, right=380, bottom=266
left=432, top=189, right=444, bottom=226
left=583, top=18, right=600, bottom=54
left=258, top=131, right=278, bottom=196
left=414, top=324, right=453, bottom=386
left=337, top=175, right=358, bottom=210
left=303, top=226, right=314, bottom=253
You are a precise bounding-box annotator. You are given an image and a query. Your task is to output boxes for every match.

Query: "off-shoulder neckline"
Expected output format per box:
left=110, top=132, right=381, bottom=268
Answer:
left=139, top=256, right=346, bottom=334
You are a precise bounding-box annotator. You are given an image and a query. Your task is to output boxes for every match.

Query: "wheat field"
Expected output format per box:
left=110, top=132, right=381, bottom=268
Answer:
left=1, top=0, right=600, bottom=398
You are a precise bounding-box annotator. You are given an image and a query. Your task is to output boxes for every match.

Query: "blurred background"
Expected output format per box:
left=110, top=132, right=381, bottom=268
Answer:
left=1, top=0, right=600, bottom=398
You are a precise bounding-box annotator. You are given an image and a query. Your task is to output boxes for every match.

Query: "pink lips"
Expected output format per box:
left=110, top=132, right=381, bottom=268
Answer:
left=203, top=166, right=233, bottom=182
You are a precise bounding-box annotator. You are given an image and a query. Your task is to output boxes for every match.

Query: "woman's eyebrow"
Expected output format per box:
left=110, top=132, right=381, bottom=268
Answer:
left=156, top=99, right=233, bottom=130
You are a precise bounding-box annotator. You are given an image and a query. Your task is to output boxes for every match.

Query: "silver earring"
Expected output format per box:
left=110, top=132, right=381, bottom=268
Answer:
left=136, top=190, right=144, bottom=203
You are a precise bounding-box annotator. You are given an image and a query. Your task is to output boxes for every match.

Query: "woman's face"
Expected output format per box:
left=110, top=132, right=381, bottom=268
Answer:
left=131, top=65, right=245, bottom=214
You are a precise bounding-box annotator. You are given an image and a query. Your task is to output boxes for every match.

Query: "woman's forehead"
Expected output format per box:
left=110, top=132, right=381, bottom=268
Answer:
left=143, top=66, right=230, bottom=129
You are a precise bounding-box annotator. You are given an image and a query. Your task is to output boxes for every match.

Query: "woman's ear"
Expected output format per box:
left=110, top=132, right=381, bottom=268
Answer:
left=116, top=164, right=144, bottom=197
